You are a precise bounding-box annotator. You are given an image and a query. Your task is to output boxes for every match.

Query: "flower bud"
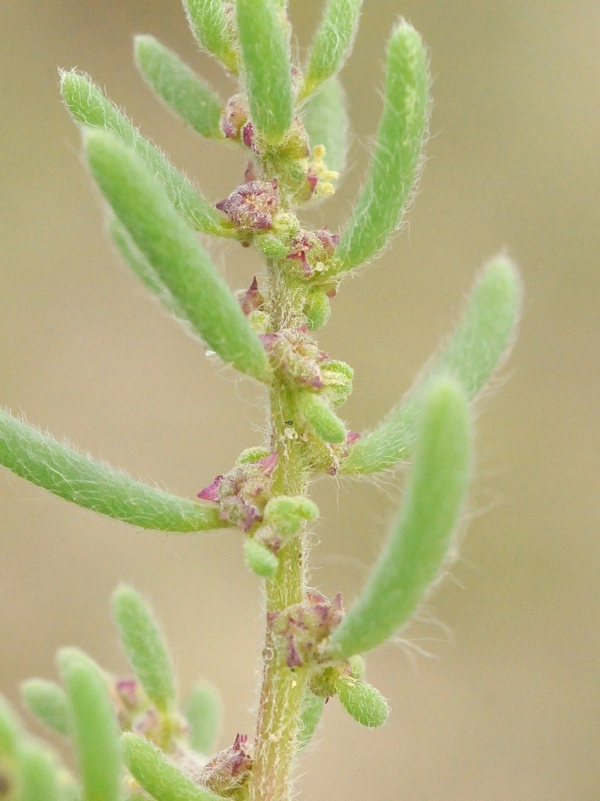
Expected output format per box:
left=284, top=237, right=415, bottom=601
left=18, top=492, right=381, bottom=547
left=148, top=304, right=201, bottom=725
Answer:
left=244, top=537, right=279, bottom=578
left=198, top=453, right=279, bottom=531
left=303, top=287, right=331, bottom=331
left=336, top=678, right=389, bottom=728
left=201, top=734, right=252, bottom=796
left=264, top=496, right=319, bottom=537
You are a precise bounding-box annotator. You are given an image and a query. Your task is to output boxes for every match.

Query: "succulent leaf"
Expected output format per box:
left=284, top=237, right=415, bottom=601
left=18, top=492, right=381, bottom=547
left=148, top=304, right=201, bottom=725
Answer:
left=335, top=22, right=429, bottom=273
left=84, top=129, right=272, bottom=383
left=0, top=409, right=226, bottom=532
left=21, top=680, right=69, bottom=737
left=185, top=683, right=222, bottom=756
left=235, top=0, right=293, bottom=145
left=336, top=678, right=389, bottom=728
left=327, top=379, right=471, bottom=658
left=302, top=77, right=349, bottom=178
left=296, top=692, right=325, bottom=751
left=343, top=257, right=520, bottom=474
left=112, top=585, right=176, bottom=714
left=58, top=648, right=121, bottom=801
left=60, top=70, right=228, bottom=236
left=296, top=392, right=346, bottom=444
left=135, top=35, right=223, bottom=139
left=122, top=733, right=227, bottom=801
left=301, top=0, right=363, bottom=100
left=19, top=742, right=59, bottom=801
left=244, top=537, right=279, bottom=578
left=183, top=0, right=239, bottom=74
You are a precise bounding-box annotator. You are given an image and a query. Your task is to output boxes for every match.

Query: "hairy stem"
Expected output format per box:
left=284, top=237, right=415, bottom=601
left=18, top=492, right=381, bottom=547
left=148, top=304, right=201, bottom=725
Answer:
left=250, top=271, right=308, bottom=801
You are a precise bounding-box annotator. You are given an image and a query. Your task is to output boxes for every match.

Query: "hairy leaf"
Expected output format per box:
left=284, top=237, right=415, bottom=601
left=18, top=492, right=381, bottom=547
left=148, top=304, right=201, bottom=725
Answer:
left=113, top=585, right=176, bottom=714
left=328, top=379, right=471, bottom=657
left=302, top=77, right=348, bottom=176
left=296, top=692, right=324, bottom=751
left=0, top=410, right=226, bottom=532
left=183, top=0, right=239, bottom=74
left=301, top=0, right=363, bottom=99
left=343, top=257, right=520, bottom=474
left=135, top=36, right=223, bottom=139
left=122, top=733, right=226, bottom=801
left=60, top=70, right=229, bottom=236
left=335, top=22, right=429, bottom=273
left=336, top=678, right=389, bottom=728
left=58, top=649, right=121, bottom=801
left=296, top=392, right=346, bottom=444
left=235, top=0, right=293, bottom=145
left=84, top=129, right=272, bottom=383
left=21, top=680, right=69, bottom=737
left=184, top=683, right=222, bottom=756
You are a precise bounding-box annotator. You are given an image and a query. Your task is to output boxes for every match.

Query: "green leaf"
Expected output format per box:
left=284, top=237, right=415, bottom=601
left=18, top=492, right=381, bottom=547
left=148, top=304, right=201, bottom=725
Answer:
left=0, top=696, right=21, bottom=758
left=121, top=733, right=227, bottom=801
left=59, top=775, right=82, bottom=801
left=235, top=0, right=293, bottom=145
left=110, top=217, right=186, bottom=320
left=183, top=0, right=239, bottom=74
left=19, top=742, right=59, bottom=801
left=135, top=36, right=223, bottom=139
left=112, top=586, right=176, bottom=714
left=342, top=256, right=521, bottom=474
left=58, top=649, right=121, bottom=801
left=303, top=286, right=332, bottom=331
left=60, top=70, right=229, bottom=236
left=335, top=21, right=429, bottom=273
left=184, top=683, right=222, bottom=756
left=263, top=495, right=319, bottom=537
left=302, top=77, right=348, bottom=176
left=84, top=129, right=272, bottom=383
left=0, top=409, right=226, bottom=532
left=244, top=537, right=279, bottom=578
left=327, top=378, right=471, bottom=658
left=297, top=392, right=346, bottom=444
left=21, top=680, right=69, bottom=736
left=296, top=692, right=324, bottom=752
left=336, top=678, right=389, bottom=728
left=0, top=698, right=22, bottom=801
left=300, top=0, right=362, bottom=100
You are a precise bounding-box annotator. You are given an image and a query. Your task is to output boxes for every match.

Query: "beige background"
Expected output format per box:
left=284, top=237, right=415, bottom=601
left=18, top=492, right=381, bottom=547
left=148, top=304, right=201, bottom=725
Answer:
left=1, top=1, right=599, bottom=799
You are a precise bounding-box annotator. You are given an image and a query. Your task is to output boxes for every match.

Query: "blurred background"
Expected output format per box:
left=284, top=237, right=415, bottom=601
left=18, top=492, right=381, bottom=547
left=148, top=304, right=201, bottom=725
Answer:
left=1, top=1, right=599, bottom=798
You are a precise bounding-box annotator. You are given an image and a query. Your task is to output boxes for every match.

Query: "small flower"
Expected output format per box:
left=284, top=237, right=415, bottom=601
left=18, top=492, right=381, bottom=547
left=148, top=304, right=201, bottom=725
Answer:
left=238, top=276, right=264, bottom=316
left=114, top=677, right=140, bottom=708
left=198, top=454, right=278, bottom=531
left=216, top=180, right=280, bottom=231
left=242, top=121, right=260, bottom=154
left=286, top=229, right=340, bottom=278
left=346, top=431, right=361, bottom=446
left=270, top=591, right=345, bottom=668
left=201, top=734, right=252, bottom=796
left=307, top=144, right=340, bottom=198
left=259, top=327, right=327, bottom=389
left=220, top=94, right=248, bottom=140
left=197, top=476, right=223, bottom=503
left=110, top=675, right=149, bottom=731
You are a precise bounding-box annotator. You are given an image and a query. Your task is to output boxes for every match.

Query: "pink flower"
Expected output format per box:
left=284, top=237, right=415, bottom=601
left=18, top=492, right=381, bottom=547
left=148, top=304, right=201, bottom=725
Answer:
left=239, top=276, right=264, bottom=316
left=285, top=229, right=340, bottom=278
left=216, top=180, right=280, bottom=231
left=197, top=454, right=279, bottom=531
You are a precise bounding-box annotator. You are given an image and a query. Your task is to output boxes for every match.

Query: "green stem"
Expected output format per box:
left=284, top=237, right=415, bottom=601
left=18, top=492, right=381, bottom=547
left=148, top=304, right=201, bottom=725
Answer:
left=250, top=270, right=308, bottom=801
